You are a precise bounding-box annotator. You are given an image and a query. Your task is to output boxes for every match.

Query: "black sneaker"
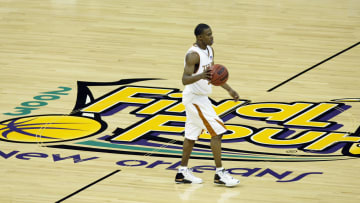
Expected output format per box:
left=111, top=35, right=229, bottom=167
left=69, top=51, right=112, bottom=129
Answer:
left=214, top=169, right=240, bottom=187
left=175, top=168, right=203, bottom=184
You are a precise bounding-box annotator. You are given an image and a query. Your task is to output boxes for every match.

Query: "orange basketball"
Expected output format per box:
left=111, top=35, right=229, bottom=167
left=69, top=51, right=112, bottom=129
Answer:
left=210, top=64, right=229, bottom=86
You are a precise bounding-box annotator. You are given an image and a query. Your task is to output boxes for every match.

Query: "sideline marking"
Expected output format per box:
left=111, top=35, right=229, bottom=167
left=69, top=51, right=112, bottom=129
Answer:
left=56, top=169, right=121, bottom=203
left=268, top=42, right=360, bottom=92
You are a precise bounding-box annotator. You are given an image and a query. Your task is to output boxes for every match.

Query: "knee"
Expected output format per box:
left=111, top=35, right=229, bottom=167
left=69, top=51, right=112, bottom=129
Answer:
left=184, top=138, right=195, bottom=144
left=211, top=134, right=223, bottom=140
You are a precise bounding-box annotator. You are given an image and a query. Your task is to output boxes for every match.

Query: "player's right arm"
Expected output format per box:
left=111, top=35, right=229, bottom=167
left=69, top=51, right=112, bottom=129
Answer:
left=182, top=52, right=212, bottom=85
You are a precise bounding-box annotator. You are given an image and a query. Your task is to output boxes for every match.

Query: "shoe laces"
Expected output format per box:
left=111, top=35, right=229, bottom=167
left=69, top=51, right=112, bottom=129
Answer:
left=184, top=168, right=195, bottom=177
left=218, top=169, right=235, bottom=180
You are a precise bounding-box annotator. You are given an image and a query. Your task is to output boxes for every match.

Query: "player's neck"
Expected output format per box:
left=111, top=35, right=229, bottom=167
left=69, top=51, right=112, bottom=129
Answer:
left=195, top=42, right=207, bottom=50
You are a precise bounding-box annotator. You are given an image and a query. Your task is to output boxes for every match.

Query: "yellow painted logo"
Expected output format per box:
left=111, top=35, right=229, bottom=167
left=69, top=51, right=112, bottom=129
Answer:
left=1, top=79, right=359, bottom=159
left=0, top=115, right=104, bottom=143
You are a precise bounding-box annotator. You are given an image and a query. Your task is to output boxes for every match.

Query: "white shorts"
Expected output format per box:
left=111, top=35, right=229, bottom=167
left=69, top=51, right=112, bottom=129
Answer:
left=182, top=93, right=227, bottom=140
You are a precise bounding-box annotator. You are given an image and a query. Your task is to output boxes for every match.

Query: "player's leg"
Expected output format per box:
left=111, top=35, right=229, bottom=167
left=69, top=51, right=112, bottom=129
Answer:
left=210, top=134, right=223, bottom=168
left=175, top=137, right=203, bottom=184
left=180, top=138, right=195, bottom=167
left=211, top=134, right=240, bottom=187
left=175, top=103, right=203, bottom=184
left=194, top=98, right=240, bottom=187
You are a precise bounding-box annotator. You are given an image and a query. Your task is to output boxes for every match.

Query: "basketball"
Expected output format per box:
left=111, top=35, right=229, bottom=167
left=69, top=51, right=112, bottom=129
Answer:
left=210, top=64, right=229, bottom=86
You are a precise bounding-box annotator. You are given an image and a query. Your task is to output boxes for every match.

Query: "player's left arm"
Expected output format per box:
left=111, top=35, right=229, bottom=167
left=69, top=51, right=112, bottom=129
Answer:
left=211, top=47, right=239, bottom=101
left=221, top=83, right=239, bottom=102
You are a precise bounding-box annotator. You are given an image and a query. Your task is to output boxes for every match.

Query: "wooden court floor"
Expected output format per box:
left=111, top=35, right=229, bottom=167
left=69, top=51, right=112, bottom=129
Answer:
left=0, top=0, right=359, bottom=202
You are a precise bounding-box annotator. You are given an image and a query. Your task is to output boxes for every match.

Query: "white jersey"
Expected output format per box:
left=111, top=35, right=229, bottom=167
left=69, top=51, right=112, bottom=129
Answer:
left=182, top=45, right=214, bottom=97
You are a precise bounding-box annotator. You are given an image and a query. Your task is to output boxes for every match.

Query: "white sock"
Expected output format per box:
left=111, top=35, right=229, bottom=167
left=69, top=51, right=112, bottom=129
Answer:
left=216, top=167, right=224, bottom=173
left=179, top=166, right=188, bottom=172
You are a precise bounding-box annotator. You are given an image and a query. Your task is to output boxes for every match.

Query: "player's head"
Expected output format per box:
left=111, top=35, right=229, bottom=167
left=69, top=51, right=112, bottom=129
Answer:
left=194, top=23, right=213, bottom=46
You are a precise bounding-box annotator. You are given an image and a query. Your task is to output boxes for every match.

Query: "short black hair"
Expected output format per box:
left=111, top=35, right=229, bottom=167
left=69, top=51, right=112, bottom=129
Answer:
left=194, top=23, right=210, bottom=36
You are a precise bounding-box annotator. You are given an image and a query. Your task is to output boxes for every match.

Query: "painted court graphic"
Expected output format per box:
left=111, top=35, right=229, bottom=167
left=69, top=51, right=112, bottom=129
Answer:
left=0, top=115, right=104, bottom=143
left=1, top=78, right=359, bottom=162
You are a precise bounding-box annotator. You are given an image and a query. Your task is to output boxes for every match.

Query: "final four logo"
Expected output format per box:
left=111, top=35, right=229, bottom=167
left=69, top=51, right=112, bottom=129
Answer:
left=1, top=78, right=360, bottom=161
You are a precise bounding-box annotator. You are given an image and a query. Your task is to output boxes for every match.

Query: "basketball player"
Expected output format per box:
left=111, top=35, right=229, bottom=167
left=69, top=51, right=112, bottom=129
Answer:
left=175, top=24, right=240, bottom=187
